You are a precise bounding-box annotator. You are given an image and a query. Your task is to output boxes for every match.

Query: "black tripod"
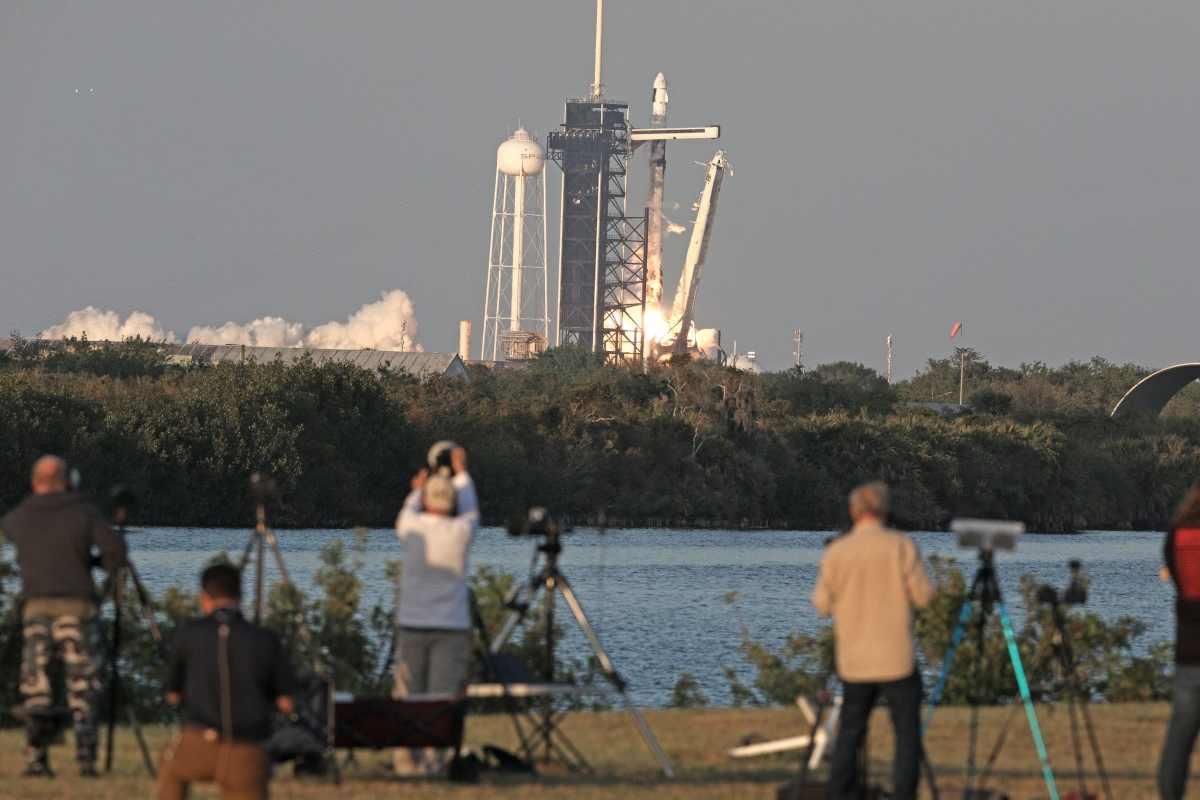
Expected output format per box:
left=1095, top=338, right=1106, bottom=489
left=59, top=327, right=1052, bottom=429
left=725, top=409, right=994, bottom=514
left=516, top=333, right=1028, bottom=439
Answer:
left=489, top=527, right=674, bottom=778
left=235, top=473, right=340, bottom=783
left=924, top=548, right=1060, bottom=800
left=1042, top=591, right=1112, bottom=800
left=102, top=493, right=162, bottom=778
left=237, top=474, right=297, bottom=625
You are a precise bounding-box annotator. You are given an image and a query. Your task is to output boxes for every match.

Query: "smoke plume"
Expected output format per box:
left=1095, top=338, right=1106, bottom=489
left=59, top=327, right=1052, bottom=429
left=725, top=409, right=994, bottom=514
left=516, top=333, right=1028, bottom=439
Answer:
left=303, top=290, right=421, bottom=351
left=37, top=289, right=423, bottom=351
left=186, top=317, right=305, bottom=348
left=37, top=307, right=178, bottom=343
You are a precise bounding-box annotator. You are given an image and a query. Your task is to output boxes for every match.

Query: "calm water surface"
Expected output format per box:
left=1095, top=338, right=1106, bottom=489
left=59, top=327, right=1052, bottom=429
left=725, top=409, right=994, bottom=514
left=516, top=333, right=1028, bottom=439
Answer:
left=127, top=528, right=1171, bottom=707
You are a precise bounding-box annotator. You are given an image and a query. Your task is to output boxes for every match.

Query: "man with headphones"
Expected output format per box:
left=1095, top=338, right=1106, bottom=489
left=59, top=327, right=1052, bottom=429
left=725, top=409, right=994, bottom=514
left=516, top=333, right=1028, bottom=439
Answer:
left=0, top=455, right=126, bottom=778
left=392, top=441, right=479, bottom=775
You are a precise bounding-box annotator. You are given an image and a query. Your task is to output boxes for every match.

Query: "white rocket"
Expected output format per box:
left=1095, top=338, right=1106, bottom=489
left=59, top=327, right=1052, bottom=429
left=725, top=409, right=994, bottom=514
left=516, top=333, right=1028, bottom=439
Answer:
left=645, top=72, right=669, bottom=310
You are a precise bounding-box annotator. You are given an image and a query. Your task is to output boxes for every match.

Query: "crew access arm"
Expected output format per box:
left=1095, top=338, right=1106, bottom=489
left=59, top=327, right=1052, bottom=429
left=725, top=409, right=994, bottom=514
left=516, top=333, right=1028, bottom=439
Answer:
left=667, top=150, right=729, bottom=356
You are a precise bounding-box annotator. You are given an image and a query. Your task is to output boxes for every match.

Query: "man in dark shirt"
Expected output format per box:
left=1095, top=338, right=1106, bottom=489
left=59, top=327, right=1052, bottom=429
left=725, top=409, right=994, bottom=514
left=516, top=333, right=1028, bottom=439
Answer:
left=0, top=454, right=127, bottom=778
left=158, top=563, right=296, bottom=800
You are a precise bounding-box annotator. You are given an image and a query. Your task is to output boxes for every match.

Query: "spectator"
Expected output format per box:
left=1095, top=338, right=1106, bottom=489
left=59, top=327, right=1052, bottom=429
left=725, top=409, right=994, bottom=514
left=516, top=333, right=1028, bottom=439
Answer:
left=393, top=443, right=479, bottom=775
left=812, top=481, right=934, bottom=800
left=1158, top=481, right=1200, bottom=799
left=157, top=563, right=296, bottom=800
left=0, top=455, right=126, bottom=778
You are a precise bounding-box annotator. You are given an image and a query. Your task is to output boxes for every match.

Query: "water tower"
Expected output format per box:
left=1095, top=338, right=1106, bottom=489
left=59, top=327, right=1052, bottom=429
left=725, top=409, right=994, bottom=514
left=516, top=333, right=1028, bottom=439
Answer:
left=481, top=128, right=550, bottom=361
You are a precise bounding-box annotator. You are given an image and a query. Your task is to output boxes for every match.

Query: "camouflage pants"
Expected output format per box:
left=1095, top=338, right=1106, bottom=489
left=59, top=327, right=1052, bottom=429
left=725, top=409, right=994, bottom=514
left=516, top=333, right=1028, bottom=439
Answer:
left=21, top=612, right=101, bottom=765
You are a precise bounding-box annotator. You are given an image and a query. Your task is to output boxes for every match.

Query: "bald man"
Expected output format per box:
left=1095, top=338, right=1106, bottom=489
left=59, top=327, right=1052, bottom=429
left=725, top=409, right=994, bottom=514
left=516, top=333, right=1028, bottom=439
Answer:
left=0, top=455, right=126, bottom=778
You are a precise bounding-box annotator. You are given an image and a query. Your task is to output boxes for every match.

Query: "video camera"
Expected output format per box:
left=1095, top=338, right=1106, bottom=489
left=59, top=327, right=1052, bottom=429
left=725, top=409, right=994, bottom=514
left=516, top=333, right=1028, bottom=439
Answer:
left=951, top=518, right=1024, bottom=552
left=1036, top=559, right=1088, bottom=606
left=249, top=472, right=279, bottom=503
left=108, top=485, right=136, bottom=529
left=508, top=507, right=562, bottom=539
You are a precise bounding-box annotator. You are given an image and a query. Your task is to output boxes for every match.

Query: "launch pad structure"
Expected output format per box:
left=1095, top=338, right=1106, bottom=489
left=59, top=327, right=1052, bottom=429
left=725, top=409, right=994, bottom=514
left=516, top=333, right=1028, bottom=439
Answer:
left=547, top=0, right=721, bottom=366
left=548, top=99, right=647, bottom=364
left=482, top=0, right=726, bottom=367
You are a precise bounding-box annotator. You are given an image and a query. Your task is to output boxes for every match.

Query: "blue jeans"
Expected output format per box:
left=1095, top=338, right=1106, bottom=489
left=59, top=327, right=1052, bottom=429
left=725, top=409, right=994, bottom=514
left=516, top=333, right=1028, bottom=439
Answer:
left=1159, top=665, right=1200, bottom=799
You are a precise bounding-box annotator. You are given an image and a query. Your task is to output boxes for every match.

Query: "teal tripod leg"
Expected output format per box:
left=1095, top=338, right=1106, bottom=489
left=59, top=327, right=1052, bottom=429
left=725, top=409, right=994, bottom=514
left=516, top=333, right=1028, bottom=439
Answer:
left=996, top=601, right=1059, bottom=800
left=922, top=599, right=973, bottom=735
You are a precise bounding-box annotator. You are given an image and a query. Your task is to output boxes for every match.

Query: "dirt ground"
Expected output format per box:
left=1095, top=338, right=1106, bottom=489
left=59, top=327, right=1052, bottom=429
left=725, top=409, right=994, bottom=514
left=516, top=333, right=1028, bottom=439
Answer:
left=0, top=703, right=1182, bottom=798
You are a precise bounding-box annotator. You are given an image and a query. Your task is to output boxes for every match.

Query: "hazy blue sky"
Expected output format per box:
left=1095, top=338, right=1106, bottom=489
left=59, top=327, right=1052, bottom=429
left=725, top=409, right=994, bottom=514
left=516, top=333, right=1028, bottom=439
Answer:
left=3, top=2, right=1199, bottom=373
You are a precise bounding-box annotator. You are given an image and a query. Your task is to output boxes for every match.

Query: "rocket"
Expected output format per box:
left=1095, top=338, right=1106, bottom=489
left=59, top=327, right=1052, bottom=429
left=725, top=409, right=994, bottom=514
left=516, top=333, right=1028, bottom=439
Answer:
left=645, top=72, right=669, bottom=310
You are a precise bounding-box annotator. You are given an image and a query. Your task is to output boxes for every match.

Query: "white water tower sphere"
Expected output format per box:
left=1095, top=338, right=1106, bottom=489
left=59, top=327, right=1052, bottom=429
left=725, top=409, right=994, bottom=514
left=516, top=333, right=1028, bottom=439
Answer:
left=496, top=128, right=545, bottom=176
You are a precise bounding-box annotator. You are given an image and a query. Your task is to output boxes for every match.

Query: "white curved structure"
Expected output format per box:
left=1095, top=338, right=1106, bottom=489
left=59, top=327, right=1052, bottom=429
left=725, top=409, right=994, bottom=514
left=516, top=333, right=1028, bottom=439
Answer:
left=1112, top=363, right=1200, bottom=417
left=481, top=129, right=550, bottom=360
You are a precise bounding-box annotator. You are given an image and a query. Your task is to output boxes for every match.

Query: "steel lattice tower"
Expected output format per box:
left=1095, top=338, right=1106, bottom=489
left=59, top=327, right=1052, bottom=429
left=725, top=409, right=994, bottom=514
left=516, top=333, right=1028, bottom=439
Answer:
left=548, top=99, right=646, bottom=365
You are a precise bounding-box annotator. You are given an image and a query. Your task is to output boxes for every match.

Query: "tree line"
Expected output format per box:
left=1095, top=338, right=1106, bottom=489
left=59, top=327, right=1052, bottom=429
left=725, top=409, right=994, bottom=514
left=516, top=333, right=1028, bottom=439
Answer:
left=2, top=336, right=1199, bottom=532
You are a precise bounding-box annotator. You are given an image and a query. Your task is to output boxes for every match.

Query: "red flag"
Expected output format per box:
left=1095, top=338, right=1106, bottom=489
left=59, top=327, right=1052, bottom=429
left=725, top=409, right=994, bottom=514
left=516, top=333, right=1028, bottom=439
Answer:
left=950, top=321, right=963, bottom=339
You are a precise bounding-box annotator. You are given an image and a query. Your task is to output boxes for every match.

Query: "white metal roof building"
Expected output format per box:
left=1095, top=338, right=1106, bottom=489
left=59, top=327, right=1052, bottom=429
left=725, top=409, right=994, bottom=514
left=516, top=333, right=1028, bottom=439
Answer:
left=167, top=343, right=469, bottom=379
left=4, top=338, right=470, bottom=380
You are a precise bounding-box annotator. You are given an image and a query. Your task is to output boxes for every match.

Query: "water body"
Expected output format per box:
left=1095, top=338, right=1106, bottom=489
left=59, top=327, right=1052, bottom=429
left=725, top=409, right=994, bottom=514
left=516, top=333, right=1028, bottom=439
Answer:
left=128, top=528, right=1172, bottom=707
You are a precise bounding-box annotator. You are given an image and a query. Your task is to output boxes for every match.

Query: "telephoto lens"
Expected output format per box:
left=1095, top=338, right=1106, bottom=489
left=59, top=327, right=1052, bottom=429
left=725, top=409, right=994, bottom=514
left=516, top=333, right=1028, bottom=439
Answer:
left=249, top=472, right=278, bottom=502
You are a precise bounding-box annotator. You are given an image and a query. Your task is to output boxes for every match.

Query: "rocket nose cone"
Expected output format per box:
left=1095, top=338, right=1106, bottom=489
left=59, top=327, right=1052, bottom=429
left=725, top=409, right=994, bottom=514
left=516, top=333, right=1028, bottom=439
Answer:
left=653, top=72, right=668, bottom=89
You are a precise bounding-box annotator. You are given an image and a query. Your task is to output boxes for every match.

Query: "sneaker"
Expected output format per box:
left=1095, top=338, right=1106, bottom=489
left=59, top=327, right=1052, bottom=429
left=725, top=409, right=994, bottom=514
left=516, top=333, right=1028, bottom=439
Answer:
left=78, top=763, right=99, bottom=778
left=22, top=756, right=54, bottom=778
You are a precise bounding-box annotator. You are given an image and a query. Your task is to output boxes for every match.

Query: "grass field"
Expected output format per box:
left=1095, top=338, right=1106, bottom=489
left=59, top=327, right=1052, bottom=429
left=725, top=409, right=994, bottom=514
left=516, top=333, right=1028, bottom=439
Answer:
left=0, top=703, right=1184, bottom=798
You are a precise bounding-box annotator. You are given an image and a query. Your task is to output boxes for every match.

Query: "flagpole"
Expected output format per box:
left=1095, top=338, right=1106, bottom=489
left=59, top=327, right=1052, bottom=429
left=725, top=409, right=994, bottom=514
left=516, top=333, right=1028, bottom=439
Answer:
left=959, top=350, right=966, bottom=406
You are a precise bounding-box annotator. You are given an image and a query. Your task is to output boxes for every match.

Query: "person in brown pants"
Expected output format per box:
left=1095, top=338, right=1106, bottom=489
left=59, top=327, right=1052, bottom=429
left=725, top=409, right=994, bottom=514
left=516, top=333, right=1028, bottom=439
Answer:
left=157, top=563, right=297, bottom=799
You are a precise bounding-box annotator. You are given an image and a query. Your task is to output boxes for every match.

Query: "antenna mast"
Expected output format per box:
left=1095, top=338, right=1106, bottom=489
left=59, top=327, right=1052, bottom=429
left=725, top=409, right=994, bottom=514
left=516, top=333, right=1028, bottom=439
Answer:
left=592, top=0, right=604, bottom=98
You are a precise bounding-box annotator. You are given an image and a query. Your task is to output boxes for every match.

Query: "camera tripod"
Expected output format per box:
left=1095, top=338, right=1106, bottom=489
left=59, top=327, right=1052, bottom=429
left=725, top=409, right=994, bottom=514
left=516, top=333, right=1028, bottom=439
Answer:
left=102, top=499, right=163, bottom=778
left=1043, top=592, right=1112, bottom=800
left=489, top=532, right=675, bottom=778
left=237, top=474, right=305, bottom=625
left=235, top=474, right=340, bottom=783
left=923, top=548, right=1060, bottom=800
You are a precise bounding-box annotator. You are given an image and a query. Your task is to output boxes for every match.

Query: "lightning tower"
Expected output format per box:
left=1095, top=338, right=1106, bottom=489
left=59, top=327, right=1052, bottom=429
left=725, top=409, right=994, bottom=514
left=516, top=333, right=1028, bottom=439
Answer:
left=548, top=0, right=646, bottom=363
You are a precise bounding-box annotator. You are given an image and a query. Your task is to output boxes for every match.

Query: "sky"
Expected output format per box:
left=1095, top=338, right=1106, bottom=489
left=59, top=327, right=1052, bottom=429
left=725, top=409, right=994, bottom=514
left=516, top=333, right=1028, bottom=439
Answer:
left=2, top=1, right=1199, bottom=374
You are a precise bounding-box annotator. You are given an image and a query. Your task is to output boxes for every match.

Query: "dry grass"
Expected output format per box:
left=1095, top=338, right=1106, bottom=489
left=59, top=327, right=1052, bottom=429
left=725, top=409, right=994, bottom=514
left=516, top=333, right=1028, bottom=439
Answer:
left=0, top=703, right=1186, bottom=798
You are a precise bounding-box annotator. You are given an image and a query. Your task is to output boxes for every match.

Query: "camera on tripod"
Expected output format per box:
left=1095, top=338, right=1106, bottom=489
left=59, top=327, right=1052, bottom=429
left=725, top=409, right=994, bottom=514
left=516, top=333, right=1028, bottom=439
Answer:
left=108, top=485, right=136, bottom=527
left=508, top=507, right=562, bottom=539
left=1036, top=559, right=1088, bottom=607
left=951, top=518, right=1024, bottom=552
left=249, top=472, right=279, bottom=503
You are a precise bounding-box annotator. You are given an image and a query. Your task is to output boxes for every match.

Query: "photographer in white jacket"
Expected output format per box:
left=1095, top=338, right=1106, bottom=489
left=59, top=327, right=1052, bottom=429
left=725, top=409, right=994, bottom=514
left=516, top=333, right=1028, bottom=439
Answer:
left=393, top=442, right=479, bottom=774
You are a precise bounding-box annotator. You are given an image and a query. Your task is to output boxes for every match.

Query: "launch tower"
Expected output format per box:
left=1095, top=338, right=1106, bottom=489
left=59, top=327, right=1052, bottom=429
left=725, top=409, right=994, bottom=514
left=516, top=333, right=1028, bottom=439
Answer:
left=548, top=100, right=647, bottom=363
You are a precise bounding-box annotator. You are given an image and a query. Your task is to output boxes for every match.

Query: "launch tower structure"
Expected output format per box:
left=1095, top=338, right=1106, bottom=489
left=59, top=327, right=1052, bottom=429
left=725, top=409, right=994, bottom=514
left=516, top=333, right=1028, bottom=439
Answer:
left=548, top=0, right=721, bottom=366
left=547, top=100, right=647, bottom=363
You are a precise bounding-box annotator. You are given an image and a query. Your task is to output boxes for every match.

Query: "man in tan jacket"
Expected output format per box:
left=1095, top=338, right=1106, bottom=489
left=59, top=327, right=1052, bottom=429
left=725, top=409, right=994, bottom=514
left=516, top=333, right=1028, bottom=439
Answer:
left=812, top=482, right=934, bottom=800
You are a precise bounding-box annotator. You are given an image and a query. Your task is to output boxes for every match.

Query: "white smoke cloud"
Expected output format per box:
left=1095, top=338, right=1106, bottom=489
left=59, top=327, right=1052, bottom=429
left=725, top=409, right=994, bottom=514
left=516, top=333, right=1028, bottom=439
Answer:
left=38, top=307, right=177, bottom=342
left=38, top=289, right=424, bottom=352
left=186, top=317, right=305, bottom=348
left=303, top=290, right=422, bottom=351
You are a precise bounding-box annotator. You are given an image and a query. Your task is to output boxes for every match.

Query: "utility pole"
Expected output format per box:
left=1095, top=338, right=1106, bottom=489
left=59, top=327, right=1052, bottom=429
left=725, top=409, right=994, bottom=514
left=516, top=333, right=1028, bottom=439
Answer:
left=886, top=335, right=894, bottom=385
left=792, top=329, right=803, bottom=369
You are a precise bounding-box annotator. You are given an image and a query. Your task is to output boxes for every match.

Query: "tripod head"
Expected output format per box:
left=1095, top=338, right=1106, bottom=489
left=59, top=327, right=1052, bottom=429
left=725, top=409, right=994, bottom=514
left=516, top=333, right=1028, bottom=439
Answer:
left=109, top=485, right=135, bottom=530
left=509, top=507, right=568, bottom=561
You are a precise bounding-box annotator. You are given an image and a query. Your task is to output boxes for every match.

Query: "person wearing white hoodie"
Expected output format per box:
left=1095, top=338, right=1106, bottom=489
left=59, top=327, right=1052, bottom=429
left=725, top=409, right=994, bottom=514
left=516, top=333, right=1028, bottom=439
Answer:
left=392, top=443, right=479, bottom=774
